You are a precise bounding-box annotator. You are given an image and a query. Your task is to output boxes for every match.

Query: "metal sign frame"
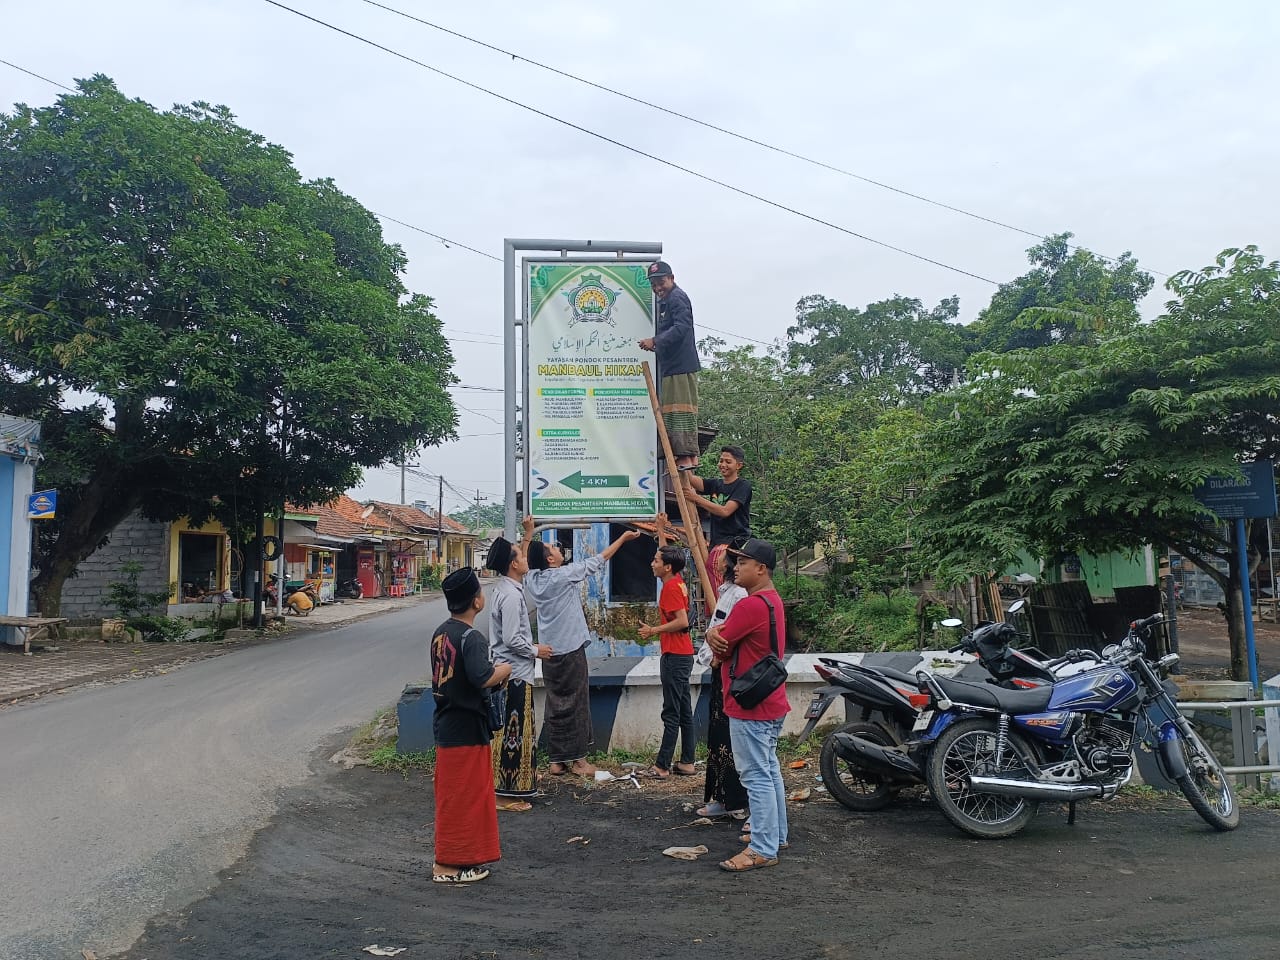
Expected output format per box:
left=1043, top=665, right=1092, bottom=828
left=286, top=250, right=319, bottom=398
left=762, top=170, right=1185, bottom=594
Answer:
left=503, top=239, right=661, bottom=538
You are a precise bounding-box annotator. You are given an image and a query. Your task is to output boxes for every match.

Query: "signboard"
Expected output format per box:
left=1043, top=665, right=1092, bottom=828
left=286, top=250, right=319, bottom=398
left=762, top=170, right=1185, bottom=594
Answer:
left=28, top=489, right=56, bottom=519
left=1194, top=460, right=1277, bottom=520
left=525, top=261, right=658, bottom=519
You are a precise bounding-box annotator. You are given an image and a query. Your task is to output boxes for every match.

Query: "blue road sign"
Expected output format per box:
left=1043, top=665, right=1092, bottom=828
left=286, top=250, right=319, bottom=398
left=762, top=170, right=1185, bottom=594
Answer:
left=1195, top=461, right=1277, bottom=520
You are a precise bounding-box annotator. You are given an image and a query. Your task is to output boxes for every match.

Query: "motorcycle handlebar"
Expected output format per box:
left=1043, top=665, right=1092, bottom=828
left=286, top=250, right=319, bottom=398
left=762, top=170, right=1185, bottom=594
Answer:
left=1130, top=613, right=1164, bottom=631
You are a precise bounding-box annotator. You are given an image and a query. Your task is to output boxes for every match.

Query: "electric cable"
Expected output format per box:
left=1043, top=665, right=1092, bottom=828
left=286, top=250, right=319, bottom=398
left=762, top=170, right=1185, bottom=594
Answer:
left=259, top=0, right=1000, bottom=285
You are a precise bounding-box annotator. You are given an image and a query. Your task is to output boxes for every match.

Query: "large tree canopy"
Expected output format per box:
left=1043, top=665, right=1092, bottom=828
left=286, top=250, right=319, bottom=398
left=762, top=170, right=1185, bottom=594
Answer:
left=0, top=77, right=457, bottom=615
left=919, top=247, right=1280, bottom=678
left=970, top=232, right=1155, bottom=352
left=786, top=293, right=972, bottom=402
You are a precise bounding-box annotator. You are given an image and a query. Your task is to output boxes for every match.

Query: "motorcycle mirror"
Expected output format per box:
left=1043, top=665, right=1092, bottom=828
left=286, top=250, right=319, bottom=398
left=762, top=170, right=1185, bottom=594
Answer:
left=1008, top=598, right=1027, bottom=614
left=1102, top=644, right=1120, bottom=658
left=939, top=618, right=963, bottom=629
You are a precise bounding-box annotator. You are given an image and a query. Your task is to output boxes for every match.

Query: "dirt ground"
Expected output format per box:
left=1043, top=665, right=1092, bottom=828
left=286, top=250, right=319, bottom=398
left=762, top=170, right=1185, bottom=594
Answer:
left=116, top=737, right=1280, bottom=960
left=1169, top=606, right=1280, bottom=681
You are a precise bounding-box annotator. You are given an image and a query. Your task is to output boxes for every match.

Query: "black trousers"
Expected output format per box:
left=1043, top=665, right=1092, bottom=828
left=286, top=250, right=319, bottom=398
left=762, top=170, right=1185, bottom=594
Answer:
left=656, top=653, right=695, bottom=769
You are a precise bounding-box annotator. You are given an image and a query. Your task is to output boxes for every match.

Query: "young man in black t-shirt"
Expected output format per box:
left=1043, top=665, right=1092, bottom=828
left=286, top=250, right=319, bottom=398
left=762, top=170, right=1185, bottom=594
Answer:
left=683, top=444, right=753, bottom=546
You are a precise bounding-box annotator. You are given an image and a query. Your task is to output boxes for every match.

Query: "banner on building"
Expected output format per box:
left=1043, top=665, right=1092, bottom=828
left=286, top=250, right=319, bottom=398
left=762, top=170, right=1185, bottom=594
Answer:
left=525, top=261, right=658, bottom=519
left=28, top=489, right=56, bottom=519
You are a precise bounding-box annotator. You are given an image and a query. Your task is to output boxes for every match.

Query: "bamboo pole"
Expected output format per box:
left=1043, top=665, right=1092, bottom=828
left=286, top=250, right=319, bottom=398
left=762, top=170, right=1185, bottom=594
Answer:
left=641, top=361, right=714, bottom=609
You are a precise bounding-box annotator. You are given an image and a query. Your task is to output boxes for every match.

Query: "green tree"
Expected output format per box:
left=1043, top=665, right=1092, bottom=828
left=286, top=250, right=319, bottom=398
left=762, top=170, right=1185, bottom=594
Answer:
left=451, top=501, right=506, bottom=530
left=918, top=247, right=1280, bottom=680
left=0, top=77, right=457, bottom=616
left=971, top=232, right=1155, bottom=352
left=786, top=293, right=972, bottom=402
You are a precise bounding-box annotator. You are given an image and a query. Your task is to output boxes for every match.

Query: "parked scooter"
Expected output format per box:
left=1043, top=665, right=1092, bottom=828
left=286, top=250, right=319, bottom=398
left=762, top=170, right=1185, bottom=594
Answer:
left=837, top=613, right=1239, bottom=838
left=285, top=579, right=320, bottom=616
left=805, top=600, right=1099, bottom=811
left=336, top=577, right=364, bottom=600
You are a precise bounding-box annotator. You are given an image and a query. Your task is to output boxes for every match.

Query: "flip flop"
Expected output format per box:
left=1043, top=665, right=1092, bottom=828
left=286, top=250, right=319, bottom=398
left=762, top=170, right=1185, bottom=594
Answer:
left=639, top=765, right=670, bottom=780
left=432, top=866, right=491, bottom=884
left=672, top=764, right=698, bottom=777
left=497, top=800, right=533, bottom=812
left=718, top=849, right=777, bottom=873
left=547, top=763, right=569, bottom=776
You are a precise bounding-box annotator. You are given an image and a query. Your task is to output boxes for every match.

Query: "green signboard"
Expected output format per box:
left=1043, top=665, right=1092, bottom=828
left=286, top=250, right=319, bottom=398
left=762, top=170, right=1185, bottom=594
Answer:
left=526, top=262, right=658, bottom=519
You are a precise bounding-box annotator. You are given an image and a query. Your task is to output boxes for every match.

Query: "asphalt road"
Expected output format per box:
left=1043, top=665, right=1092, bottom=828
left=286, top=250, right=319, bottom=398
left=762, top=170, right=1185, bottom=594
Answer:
left=0, top=594, right=455, bottom=960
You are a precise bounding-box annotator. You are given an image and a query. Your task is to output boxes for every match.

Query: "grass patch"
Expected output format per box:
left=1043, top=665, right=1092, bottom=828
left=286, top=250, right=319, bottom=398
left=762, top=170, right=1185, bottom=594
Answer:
left=367, top=742, right=435, bottom=776
left=1239, top=788, right=1280, bottom=810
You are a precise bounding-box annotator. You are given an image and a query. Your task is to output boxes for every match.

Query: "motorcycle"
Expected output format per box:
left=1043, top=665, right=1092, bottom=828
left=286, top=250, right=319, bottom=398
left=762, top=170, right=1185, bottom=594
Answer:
left=806, top=600, right=1098, bottom=811
left=837, top=612, right=1239, bottom=839
left=336, top=577, right=364, bottom=600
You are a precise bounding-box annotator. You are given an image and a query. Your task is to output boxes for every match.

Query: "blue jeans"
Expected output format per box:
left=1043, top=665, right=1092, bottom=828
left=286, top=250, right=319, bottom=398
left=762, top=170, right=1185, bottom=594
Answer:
left=729, top=717, right=788, bottom=859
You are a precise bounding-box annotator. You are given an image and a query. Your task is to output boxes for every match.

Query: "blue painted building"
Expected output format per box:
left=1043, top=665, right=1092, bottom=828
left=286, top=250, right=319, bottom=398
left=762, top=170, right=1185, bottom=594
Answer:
left=0, top=416, right=42, bottom=645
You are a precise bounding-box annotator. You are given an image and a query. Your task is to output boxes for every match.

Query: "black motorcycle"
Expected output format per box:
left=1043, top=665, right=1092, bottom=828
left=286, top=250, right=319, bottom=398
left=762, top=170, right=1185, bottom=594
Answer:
left=336, top=577, right=364, bottom=600
left=803, top=601, right=1099, bottom=811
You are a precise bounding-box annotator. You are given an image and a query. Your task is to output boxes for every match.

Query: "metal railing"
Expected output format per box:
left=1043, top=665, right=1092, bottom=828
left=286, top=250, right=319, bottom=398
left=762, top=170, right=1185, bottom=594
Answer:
left=1177, top=698, right=1280, bottom=788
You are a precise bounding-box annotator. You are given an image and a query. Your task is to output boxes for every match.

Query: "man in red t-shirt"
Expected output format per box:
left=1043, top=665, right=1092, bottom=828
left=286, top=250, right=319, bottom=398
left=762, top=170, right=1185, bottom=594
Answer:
left=638, top=545, right=696, bottom=778
left=707, top=538, right=789, bottom=871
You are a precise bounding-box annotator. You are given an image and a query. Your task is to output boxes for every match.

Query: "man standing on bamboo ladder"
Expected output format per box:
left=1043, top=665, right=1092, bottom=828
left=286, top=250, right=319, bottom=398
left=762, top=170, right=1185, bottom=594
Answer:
left=638, top=260, right=700, bottom=471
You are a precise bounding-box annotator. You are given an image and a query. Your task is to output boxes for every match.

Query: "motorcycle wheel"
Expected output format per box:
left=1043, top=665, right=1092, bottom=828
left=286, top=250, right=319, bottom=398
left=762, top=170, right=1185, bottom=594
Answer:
left=1174, top=727, right=1240, bottom=831
left=926, top=717, right=1040, bottom=840
left=819, top=721, right=901, bottom=812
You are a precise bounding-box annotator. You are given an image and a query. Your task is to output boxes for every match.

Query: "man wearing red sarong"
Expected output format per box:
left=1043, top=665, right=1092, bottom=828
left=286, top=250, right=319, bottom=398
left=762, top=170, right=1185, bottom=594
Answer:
left=430, top=567, right=511, bottom=884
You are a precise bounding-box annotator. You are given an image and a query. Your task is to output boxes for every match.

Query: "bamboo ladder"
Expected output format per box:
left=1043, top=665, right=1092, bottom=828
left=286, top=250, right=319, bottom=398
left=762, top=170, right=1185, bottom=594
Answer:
left=640, top=362, right=715, bottom=610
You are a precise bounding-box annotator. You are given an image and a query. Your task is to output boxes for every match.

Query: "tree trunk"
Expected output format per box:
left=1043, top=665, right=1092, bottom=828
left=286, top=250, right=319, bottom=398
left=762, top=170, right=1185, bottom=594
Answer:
left=29, top=472, right=143, bottom=620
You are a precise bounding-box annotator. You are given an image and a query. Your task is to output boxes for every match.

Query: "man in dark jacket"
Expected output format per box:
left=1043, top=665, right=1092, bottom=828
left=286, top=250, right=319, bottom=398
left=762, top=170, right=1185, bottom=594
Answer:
left=638, top=260, right=701, bottom=468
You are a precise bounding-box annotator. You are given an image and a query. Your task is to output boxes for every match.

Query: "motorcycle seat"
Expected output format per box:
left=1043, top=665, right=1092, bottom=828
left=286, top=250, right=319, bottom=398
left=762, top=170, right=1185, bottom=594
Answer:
left=847, top=663, right=920, bottom=686
left=933, top=676, right=1053, bottom=714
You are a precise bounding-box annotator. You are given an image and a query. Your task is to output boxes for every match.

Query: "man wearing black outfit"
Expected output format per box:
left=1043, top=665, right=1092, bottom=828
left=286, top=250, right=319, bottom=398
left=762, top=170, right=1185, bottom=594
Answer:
left=684, top=444, right=752, bottom=546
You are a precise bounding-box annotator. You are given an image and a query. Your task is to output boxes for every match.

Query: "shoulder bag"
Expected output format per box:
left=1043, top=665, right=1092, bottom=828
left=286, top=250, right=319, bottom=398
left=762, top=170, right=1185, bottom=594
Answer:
left=728, top=595, right=787, bottom=709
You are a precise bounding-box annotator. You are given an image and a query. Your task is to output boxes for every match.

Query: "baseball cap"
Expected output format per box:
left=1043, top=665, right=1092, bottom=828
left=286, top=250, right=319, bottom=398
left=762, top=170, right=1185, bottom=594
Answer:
left=729, top=538, right=776, bottom=570
left=647, top=260, right=673, bottom=279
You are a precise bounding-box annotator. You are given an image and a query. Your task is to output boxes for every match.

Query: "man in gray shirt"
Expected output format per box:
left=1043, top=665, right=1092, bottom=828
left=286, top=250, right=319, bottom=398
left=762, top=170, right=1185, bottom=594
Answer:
left=487, top=517, right=552, bottom=807
left=525, top=526, right=642, bottom=776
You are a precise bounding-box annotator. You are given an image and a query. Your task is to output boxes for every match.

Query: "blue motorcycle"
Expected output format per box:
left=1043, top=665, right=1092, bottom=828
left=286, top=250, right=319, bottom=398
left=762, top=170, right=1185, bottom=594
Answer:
left=836, top=613, right=1239, bottom=839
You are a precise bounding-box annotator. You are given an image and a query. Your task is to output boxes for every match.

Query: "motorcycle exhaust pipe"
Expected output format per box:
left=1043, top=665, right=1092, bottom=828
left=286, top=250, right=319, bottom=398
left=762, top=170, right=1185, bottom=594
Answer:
left=967, top=776, right=1107, bottom=801
left=832, top=734, right=921, bottom=778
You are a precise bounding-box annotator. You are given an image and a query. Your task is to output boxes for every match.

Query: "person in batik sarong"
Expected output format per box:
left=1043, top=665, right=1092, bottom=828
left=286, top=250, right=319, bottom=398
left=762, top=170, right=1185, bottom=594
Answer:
left=486, top=520, right=551, bottom=811
left=430, top=567, right=510, bottom=884
left=525, top=527, right=643, bottom=776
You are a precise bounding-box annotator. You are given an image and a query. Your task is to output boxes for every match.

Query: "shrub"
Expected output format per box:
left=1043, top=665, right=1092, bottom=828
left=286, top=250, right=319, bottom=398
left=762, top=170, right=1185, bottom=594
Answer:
left=127, top=614, right=191, bottom=643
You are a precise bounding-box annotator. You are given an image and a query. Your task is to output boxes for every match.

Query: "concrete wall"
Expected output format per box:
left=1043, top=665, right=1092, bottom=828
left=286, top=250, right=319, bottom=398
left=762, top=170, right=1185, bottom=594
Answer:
left=59, top=511, right=171, bottom=619
left=397, top=650, right=974, bottom=754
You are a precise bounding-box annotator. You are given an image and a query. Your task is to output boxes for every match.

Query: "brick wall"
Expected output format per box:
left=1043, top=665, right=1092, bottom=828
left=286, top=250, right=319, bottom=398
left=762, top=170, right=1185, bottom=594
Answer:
left=58, top=512, right=171, bottom=619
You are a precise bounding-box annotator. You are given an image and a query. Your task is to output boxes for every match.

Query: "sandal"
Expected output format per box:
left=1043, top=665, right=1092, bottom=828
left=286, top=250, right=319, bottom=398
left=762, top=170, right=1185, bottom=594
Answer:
left=497, top=800, right=532, bottom=812
left=696, top=802, right=730, bottom=817
left=672, top=763, right=698, bottom=777
left=640, top=765, right=670, bottom=780
left=432, top=865, right=491, bottom=884
left=718, top=849, right=777, bottom=873
left=547, top=763, right=569, bottom=776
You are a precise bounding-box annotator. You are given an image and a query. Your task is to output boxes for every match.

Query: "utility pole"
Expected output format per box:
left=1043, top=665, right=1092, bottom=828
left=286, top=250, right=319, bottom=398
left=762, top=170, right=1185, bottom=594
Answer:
left=399, top=453, right=420, bottom=505
left=437, top=474, right=444, bottom=565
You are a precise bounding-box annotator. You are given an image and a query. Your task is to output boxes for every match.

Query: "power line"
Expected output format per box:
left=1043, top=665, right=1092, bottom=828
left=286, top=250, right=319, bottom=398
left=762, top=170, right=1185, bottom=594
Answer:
left=0, top=59, right=785, bottom=353
left=260, top=0, right=1000, bottom=285
left=354, top=2, right=1035, bottom=242
left=356, top=0, right=1163, bottom=277
left=0, top=57, right=75, bottom=92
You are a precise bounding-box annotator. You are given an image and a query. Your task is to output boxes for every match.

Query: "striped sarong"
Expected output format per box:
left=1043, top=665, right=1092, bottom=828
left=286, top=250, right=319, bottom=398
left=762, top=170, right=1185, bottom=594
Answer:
left=660, top=372, right=699, bottom=459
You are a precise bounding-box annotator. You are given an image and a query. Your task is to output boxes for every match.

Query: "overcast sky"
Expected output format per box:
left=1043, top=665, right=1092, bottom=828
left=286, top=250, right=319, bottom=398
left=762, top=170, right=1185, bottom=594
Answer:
left=5, top=0, right=1278, bottom=514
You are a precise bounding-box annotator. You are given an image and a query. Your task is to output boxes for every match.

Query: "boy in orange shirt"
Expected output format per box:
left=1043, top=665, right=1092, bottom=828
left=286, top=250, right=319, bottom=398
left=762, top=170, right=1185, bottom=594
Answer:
left=638, top=546, right=696, bottom=778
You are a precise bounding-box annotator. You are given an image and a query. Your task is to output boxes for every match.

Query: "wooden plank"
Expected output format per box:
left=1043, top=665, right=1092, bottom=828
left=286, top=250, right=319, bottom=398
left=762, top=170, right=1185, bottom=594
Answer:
left=1173, top=679, right=1254, bottom=701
